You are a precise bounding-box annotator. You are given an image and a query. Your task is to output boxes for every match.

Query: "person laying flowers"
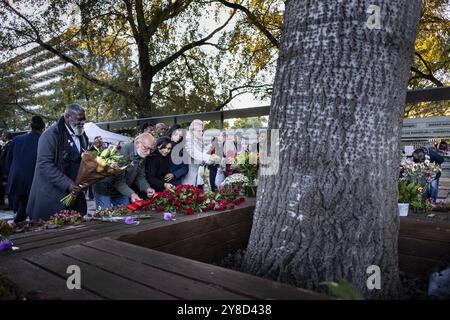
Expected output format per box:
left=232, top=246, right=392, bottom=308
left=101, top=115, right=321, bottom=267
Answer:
left=92, top=133, right=156, bottom=209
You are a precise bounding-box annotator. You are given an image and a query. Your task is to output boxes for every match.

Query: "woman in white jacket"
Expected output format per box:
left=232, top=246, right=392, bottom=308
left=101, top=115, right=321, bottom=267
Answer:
left=181, top=119, right=220, bottom=187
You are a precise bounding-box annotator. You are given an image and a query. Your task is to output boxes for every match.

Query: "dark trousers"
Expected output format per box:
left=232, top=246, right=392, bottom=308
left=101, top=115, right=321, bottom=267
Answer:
left=0, top=177, right=5, bottom=206
left=15, top=195, right=29, bottom=223
left=208, top=165, right=218, bottom=192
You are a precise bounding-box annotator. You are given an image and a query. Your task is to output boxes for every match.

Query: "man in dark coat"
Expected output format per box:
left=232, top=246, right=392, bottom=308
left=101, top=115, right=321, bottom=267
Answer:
left=27, top=104, right=89, bottom=221
left=6, top=116, right=45, bottom=222
left=0, top=132, right=16, bottom=211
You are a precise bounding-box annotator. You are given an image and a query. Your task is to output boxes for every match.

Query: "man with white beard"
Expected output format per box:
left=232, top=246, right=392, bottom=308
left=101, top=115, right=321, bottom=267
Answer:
left=27, top=104, right=90, bottom=220
left=92, top=133, right=156, bottom=209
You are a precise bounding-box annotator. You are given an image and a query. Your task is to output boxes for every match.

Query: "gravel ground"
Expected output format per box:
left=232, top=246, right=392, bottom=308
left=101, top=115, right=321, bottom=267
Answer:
left=399, top=272, right=430, bottom=300
left=215, top=250, right=439, bottom=300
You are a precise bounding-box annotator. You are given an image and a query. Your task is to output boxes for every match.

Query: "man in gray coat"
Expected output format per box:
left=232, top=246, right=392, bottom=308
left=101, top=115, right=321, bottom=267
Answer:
left=27, top=104, right=89, bottom=221
left=92, top=133, right=156, bottom=209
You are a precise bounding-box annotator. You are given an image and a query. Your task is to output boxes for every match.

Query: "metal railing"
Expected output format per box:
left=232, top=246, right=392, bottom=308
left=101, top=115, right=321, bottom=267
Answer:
left=96, top=86, right=450, bottom=133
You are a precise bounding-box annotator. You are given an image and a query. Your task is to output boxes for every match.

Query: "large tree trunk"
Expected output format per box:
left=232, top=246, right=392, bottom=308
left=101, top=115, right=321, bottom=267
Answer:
left=137, top=42, right=153, bottom=118
left=241, top=0, right=422, bottom=299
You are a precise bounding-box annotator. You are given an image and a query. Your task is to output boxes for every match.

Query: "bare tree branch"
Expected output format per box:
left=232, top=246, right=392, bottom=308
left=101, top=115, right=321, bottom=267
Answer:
left=215, top=0, right=280, bottom=47
left=3, top=1, right=138, bottom=103
left=410, top=51, right=444, bottom=87
left=152, top=11, right=236, bottom=74
left=214, top=84, right=272, bottom=110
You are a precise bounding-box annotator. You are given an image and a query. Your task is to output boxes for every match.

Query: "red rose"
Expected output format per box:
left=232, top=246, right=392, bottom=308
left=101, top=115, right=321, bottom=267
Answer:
left=217, top=205, right=225, bottom=211
left=229, top=203, right=235, bottom=209
left=208, top=202, right=215, bottom=208
left=174, top=199, right=180, bottom=206
left=156, top=206, right=163, bottom=212
left=221, top=200, right=228, bottom=205
left=185, top=198, right=192, bottom=205
left=186, top=208, right=195, bottom=215
left=201, top=207, right=209, bottom=212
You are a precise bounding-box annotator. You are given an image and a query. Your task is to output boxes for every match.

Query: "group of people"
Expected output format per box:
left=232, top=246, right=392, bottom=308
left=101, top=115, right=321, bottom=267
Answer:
left=0, top=103, right=261, bottom=223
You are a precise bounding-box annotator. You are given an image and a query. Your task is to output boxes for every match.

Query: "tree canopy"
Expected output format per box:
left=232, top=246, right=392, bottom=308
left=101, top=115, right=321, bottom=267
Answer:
left=0, top=0, right=448, bottom=130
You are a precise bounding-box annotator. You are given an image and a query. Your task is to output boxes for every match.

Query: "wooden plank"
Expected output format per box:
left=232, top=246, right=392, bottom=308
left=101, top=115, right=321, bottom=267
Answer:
left=155, top=221, right=252, bottom=263
left=399, top=253, right=444, bottom=275
left=5, top=217, right=163, bottom=258
left=7, top=202, right=255, bottom=259
left=25, top=250, right=175, bottom=300
left=60, top=244, right=249, bottom=300
left=10, top=223, right=114, bottom=245
left=0, top=259, right=102, bottom=300
left=399, top=237, right=450, bottom=261
left=119, top=205, right=254, bottom=249
left=10, top=222, right=93, bottom=241
left=11, top=217, right=159, bottom=244
left=400, top=218, right=450, bottom=242
left=85, top=238, right=330, bottom=300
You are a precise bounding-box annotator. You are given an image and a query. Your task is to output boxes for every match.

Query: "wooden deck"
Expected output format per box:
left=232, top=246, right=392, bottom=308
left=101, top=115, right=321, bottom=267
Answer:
left=1, top=238, right=327, bottom=300
left=399, top=216, right=450, bottom=276
left=0, top=198, right=328, bottom=300
left=2, top=196, right=449, bottom=300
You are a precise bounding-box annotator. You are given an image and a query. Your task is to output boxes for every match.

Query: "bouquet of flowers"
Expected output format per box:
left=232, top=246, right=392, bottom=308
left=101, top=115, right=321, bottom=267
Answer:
left=221, top=173, right=250, bottom=194
left=96, top=206, right=134, bottom=217
left=0, top=220, right=15, bottom=238
left=150, top=185, right=207, bottom=215
left=93, top=205, right=152, bottom=222
left=48, top=210, right=83, bottom=227
left=231, top=152, right=259, bottom=186
left=398, top=180, right=423, bottom=209
left=0, top=220, right=15, bottom=252
left=148, top=184, right=245, bottom=215
left=400, top=155, right=441, bottom=187
left=60, top=145, right=130, bottom=207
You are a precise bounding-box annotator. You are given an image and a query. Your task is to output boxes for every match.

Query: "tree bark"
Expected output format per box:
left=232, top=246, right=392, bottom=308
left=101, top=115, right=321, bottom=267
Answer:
left=241, top=0, right=422, bottom=299
left=137, top=40, right=153, bottom=117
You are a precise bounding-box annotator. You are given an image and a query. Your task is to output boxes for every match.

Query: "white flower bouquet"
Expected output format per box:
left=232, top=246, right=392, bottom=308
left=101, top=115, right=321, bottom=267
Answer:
left=221, top=173, right=249, bottom=194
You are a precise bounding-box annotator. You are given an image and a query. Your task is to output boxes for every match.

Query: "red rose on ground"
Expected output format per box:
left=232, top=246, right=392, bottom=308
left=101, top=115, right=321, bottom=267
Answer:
left=217, top=205, right=225, bottom=211
left=174, top=199, right=180, bottom=206
left=185, top=198, right=192, bottom=205
left=186, top=208, right=195, bottom=215
left=201, top=207, right=209, bottom=212
left=229, top=203, right=235, bottom=209
left=221, top=200, right=228, bottom=205
left=208, top=202, right=215, bottom=208
left=156, top=205, right=163, bottom=212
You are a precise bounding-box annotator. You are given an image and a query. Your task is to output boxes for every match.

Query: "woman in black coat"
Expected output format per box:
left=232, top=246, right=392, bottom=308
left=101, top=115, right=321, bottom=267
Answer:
left=145, top=136, right=175, bottom=192
left=164, top=124, right=189, bottom=186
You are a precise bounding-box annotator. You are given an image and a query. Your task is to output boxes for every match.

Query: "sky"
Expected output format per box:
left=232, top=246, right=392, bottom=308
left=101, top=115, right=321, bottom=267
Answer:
left=4, top=1, right=449, bottom=114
